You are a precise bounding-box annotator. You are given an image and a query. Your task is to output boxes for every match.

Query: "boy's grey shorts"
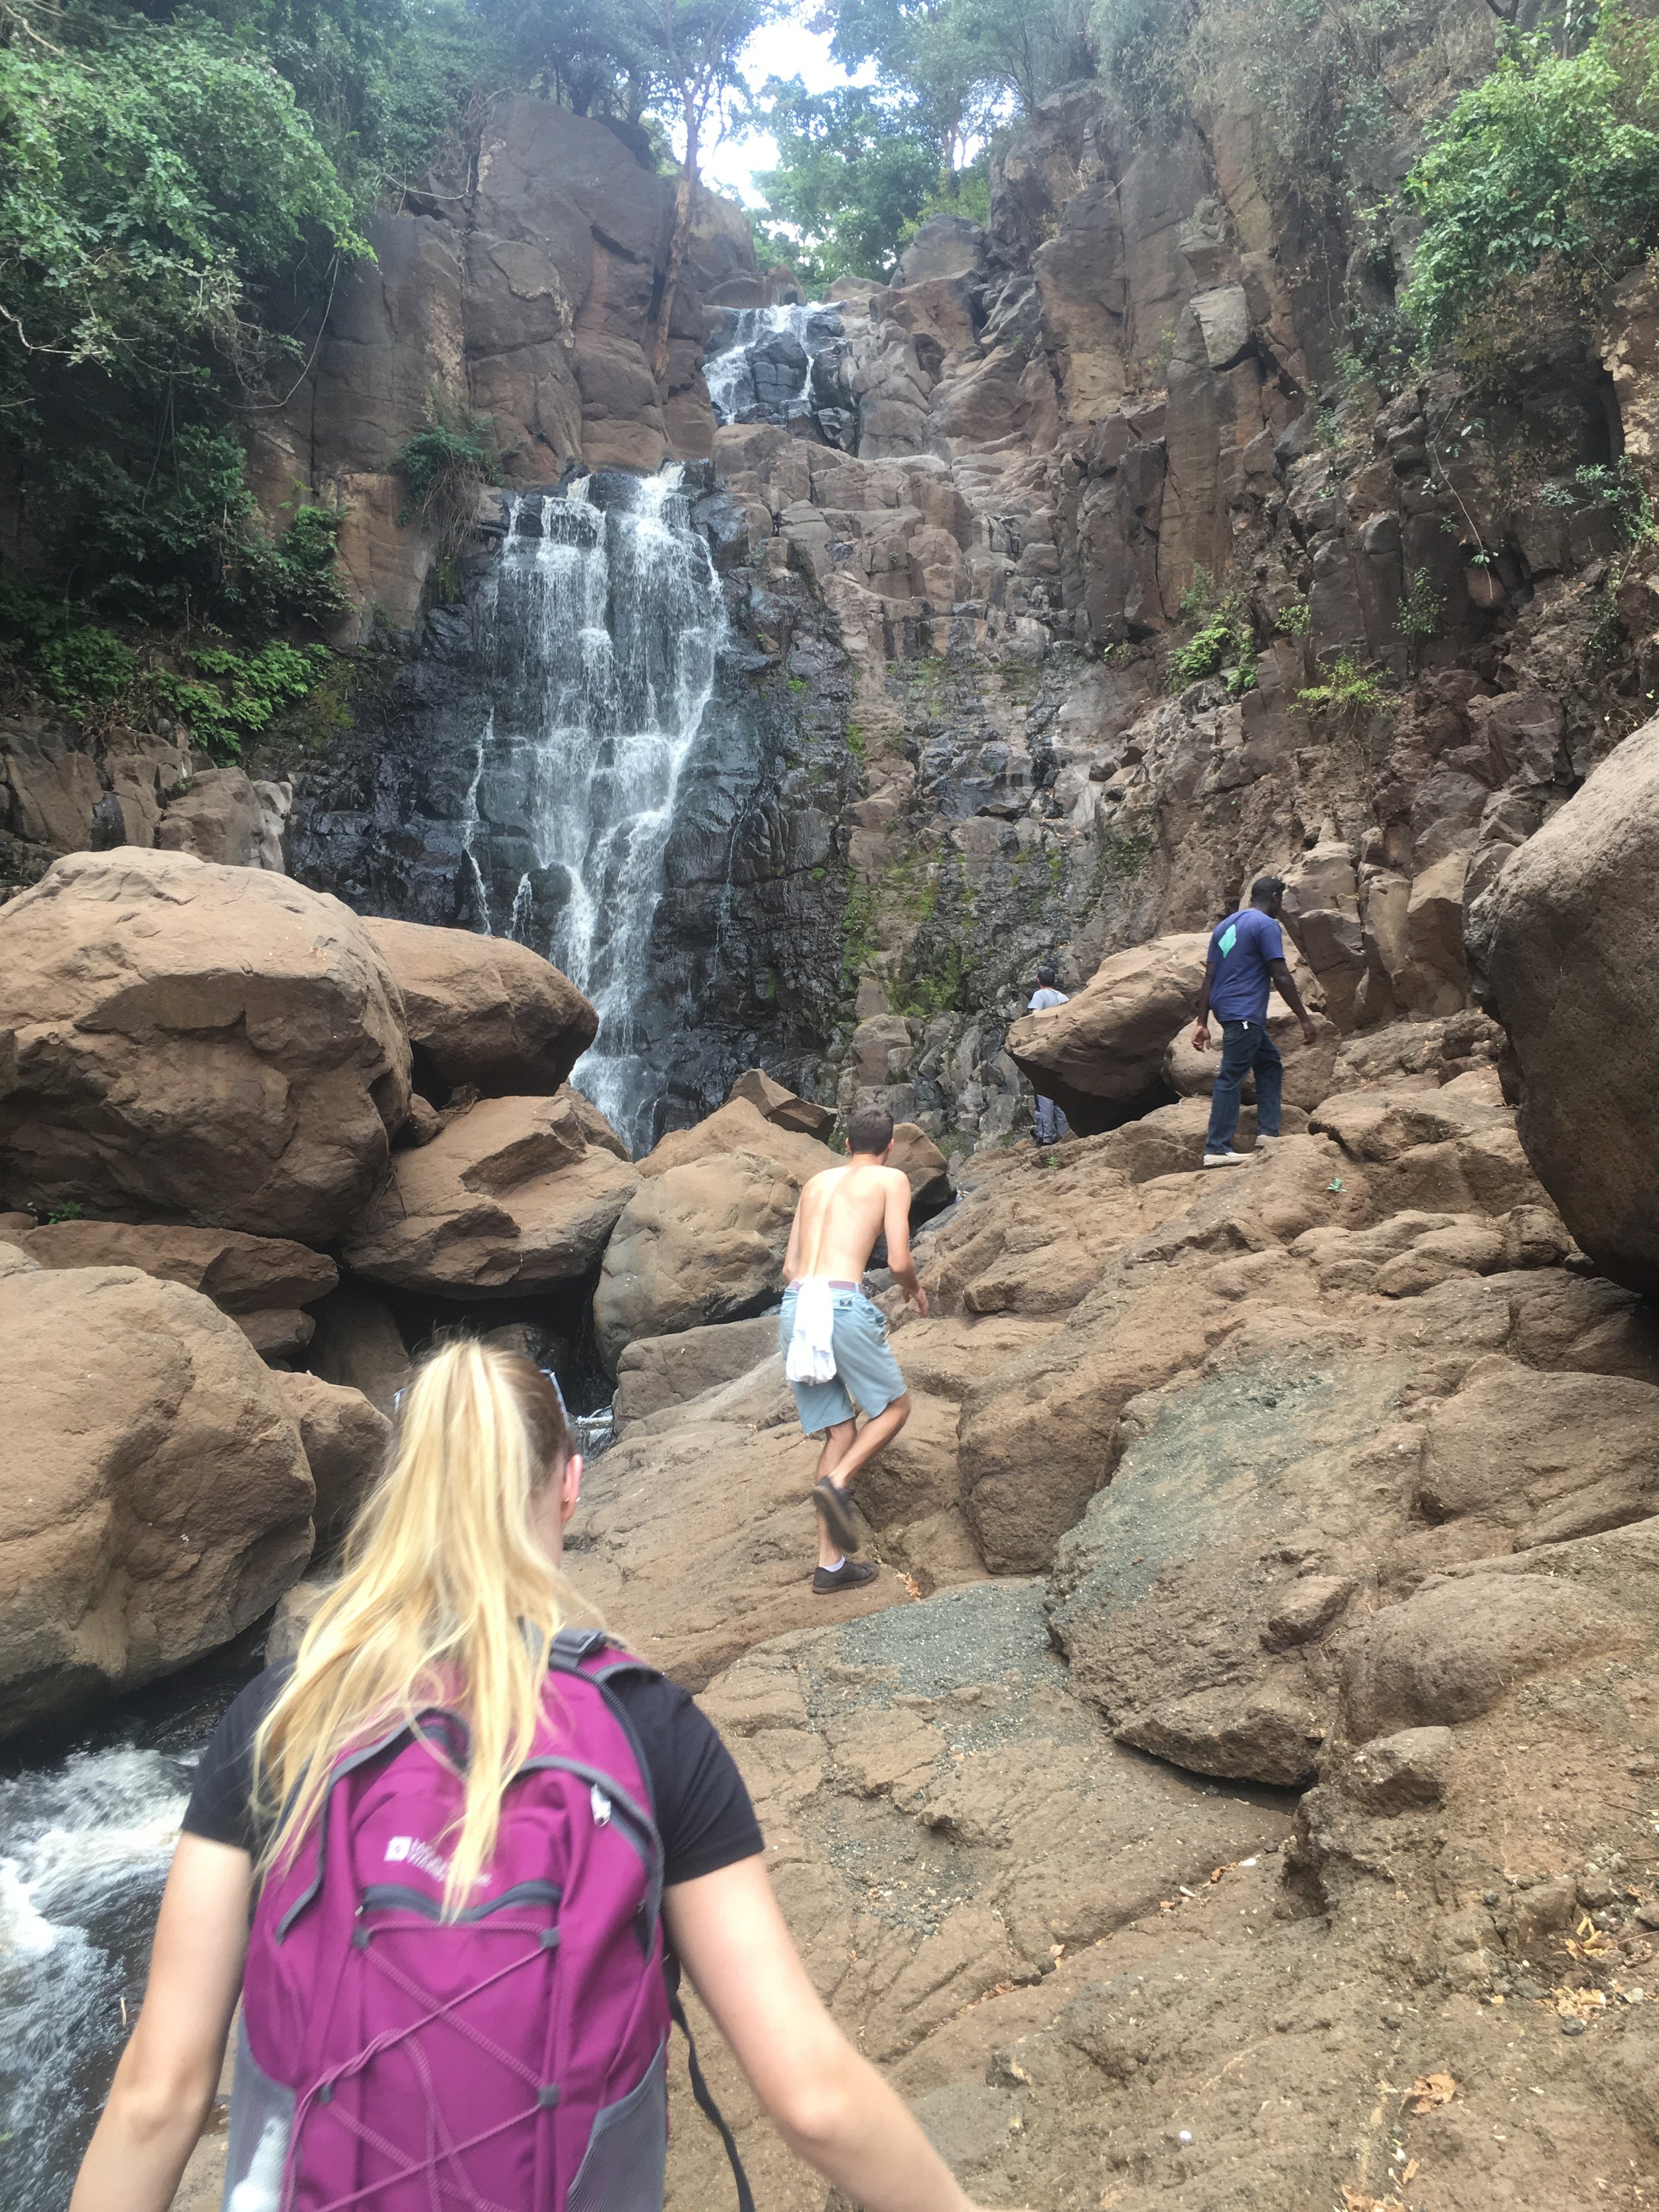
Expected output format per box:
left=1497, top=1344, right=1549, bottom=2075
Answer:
left=779, top=1284, right=907, bottom=1434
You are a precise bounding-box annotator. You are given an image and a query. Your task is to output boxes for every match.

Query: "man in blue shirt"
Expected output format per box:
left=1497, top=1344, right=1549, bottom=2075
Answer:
left=1192, top=875, right=1318, bottom=1167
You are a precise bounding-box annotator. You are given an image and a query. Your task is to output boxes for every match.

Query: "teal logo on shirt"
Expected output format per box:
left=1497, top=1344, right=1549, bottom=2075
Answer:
left=1219, top=923, right=1238, bottom=957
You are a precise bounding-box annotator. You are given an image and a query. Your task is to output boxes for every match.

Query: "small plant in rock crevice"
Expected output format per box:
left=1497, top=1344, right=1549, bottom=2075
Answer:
left=397, top=413, right=498, bottom=563
left=155, top=642, right=334, bottom=761
left=1169, top=577, right=1258, bottom=694
left=1296, top=654, right=1392, bottom=725
left=1575, top=457, right=1658, bottom=662
left=1398, top=566, right=1445, bottom=670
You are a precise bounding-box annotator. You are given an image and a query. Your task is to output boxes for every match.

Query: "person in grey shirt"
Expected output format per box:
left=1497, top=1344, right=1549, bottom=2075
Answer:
left=1026, top=963, right=1070, bottom=1145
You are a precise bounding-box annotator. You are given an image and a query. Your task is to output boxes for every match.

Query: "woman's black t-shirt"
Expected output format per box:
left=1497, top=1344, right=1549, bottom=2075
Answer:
left=183, top=1662, right=763, bottom=1888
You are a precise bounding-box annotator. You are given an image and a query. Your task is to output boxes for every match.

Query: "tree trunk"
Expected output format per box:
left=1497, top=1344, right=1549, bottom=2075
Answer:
left=652, top=108, right=699, bottom=388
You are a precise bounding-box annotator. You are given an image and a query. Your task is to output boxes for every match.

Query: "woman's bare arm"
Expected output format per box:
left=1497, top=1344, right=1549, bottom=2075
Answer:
left=70, top=1835, right=252, bottom=2212
left=665, top=1855, right=995, bottom=2211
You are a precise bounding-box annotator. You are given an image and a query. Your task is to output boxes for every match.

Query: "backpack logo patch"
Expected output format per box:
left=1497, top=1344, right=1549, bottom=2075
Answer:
left=384, top=1834, right=451, bottom=1881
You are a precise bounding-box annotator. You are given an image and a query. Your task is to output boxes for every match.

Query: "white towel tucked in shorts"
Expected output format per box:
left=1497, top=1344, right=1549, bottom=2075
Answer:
left=784, top=1277, right=837, bottom=1384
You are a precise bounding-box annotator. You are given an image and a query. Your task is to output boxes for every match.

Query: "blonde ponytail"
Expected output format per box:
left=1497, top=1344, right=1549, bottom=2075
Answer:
left=253, top=1338, right=601, bottom=1913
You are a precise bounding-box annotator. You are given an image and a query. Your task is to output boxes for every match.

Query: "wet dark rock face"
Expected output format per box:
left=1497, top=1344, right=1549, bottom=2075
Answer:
left=286, top=477, right=858, bottom=1149
left=704, top=303, right=857, bottom=447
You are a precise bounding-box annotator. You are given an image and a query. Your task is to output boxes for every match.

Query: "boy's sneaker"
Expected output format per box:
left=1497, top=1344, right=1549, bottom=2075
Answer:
left=813, top=1558, right=878, bottom=1594
left=1202, top=1149, right=1252, bottom=1168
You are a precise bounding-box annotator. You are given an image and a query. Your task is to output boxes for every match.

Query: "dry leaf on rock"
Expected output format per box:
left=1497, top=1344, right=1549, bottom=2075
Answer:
left=1408, top=2072, right=1457, bottom=2113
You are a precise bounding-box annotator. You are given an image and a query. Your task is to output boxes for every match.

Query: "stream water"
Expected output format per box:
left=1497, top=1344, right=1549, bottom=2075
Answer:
left=703, top=301, right=849, bottom=435
left=0, top=1650, right=259, bottom=2211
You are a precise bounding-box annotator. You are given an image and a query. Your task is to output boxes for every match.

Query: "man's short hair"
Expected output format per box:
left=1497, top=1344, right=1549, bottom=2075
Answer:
left=1251, top=875, right=1287, bottom=905
left=1036, top=962, right=1057, bottom=987
left=845, top=1104, right=895, bottom=1156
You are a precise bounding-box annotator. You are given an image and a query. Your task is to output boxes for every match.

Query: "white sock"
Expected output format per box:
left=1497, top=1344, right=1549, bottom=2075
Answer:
left=822, top=1555, right=845, bottom=1572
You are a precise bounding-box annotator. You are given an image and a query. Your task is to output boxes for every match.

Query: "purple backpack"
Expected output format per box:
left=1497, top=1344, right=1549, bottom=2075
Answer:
left=224, top=1628, right=752, bottom=2212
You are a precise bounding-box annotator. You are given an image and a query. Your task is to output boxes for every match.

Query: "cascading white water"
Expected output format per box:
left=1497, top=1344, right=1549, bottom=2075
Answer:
left=0, top=1743, right=196, bottom=2211
left=461, top=467, right=725, bottom=1153
left=703, top=301, right=847, bottom=430
left=705, top=303, right=817, bottom=421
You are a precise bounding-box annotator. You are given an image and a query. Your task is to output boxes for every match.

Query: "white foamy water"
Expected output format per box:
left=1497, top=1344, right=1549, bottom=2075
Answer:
left=704, top=302, right=819, bottom=421
left=459, top=466, right=726, bottom=1153
left=0, top=1743, right=196, bottom=2211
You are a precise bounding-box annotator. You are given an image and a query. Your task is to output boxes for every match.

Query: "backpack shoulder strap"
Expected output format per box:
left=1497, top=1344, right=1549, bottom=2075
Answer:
left=547, top=1625, right=611, bottom=1667
left=665, top=1958, right=757, bottom=2212
left=546, top=1629, right=662, bottom=1810
left=549, top=1633, right=755, bottom=2212
left=548, top=1626, right=661, bottom=1688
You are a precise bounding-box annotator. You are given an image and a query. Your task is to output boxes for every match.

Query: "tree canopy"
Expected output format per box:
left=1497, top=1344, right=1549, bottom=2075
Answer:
left=755, top=78, right=942, bottom=281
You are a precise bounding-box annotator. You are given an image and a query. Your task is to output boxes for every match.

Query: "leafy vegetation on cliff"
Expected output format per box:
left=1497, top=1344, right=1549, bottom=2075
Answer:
left=0, top=0, right=488, bottom=627
left=1404, top=7, right=1659, bottom=348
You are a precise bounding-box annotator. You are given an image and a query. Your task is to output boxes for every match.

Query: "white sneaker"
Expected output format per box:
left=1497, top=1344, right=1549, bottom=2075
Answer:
left=1202, top=1149, right=1251, bottom=1167
left=1254, top=1133, right=1282, bottom=1146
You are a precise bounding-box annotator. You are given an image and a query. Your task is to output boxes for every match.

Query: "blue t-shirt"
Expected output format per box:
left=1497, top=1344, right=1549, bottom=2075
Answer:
left=1206, top=907, right=1283, bottom=1023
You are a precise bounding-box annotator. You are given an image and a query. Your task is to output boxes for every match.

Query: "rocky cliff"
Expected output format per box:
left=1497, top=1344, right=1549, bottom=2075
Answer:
left=249, top=96, right=762, bottom=631
left=8, top=27, right=1659, bottom=2212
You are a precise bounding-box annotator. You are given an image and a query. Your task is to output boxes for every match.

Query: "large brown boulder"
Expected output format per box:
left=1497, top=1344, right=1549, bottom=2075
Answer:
left=725, top=1067, right=837, bottom=1140
left=593, top=1151, right=800, bottom=1372
left=613, top=1315, right=782, bottom=1432
left=0, top=1263, right=315, bottom=1733
left=341, top=1090, right=637, bottom=1297
left=273, top=1370, right=391, bottom=1532
left=360, top=917, right=597, bottom=1101
left=20, top=1220, right=337, bottom=1364
left=636, top=1096, right=839, bottom=1183
left=890, top=1122, right=953, bottom=1210
left=1005, top=932, right=1209, bottom=1134
left=1163, top=1009, right=1340, bottom=1111
left=1470, top=715, right=1659, bottom=1291
left=305, top=1280, right=409, bottom=1416
left=0, top=849, right=411, bottom=1242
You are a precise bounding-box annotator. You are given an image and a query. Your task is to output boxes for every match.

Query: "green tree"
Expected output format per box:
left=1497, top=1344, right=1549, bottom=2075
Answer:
left=819, top=0, right=1001, bottom=177
left=472, top=0, right=655, bottom=123
left=818, top=0, right=1092, bottom=173
left=757, top=78, right=942, bottom=280
left=0, top=25, right=366, bottom=384
left=1403, top=7, right=1659, bottom=348
left=641, top=0, right=782, bottom=378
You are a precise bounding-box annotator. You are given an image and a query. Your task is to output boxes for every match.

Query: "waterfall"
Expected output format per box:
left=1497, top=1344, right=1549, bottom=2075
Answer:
left=287, top=306, right=861, bottom=1147
left=703, top=302, right=852, bottom=438
left=459, top=467, right=725, bottom=1154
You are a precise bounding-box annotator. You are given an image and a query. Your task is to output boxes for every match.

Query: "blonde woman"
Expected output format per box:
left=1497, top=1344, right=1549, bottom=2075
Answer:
left=69, top=1339, right=1007, bottom=2212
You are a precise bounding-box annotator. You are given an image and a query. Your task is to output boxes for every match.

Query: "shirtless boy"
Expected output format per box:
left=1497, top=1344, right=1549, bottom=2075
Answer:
left=780, top=1104, right=929, bottom=1593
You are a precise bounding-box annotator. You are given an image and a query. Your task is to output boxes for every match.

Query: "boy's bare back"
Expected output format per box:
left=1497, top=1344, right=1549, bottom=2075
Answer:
left=788, top=1161, right=914, bottom=1286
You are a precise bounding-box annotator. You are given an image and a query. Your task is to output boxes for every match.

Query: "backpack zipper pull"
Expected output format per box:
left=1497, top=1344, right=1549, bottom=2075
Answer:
left=590, top=1783, right=613, bottom=1828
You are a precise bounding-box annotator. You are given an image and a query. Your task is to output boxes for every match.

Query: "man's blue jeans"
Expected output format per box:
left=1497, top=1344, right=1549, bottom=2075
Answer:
left=1034, top=1094, right=1069, bottom=1145
left=1205, top=1019, right=1283, bottom=1152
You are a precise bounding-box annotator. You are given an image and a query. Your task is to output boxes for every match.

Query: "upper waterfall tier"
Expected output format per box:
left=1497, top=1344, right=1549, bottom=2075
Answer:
left=703, top=303, right=855, bottom=445
left=461, top=468, right=725, bottom=1153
